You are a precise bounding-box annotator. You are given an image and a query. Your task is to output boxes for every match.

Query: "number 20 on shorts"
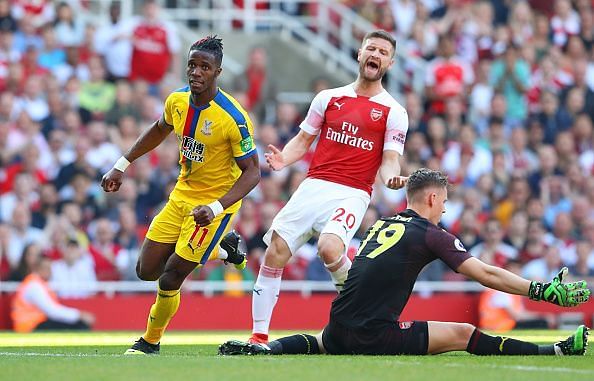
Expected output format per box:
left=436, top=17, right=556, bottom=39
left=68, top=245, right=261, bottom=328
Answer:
left=331, top=207, right=356, bottom=230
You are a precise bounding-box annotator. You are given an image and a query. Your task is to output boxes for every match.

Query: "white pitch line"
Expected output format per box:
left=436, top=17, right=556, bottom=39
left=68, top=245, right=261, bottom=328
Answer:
left=442, top=362, right=594, bottom=375
left=0, top=352, right=120, bottom=357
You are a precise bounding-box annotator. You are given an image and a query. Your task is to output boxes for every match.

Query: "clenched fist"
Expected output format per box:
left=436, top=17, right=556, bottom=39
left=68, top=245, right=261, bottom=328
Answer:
left=101, top=169, right=124, bottom=192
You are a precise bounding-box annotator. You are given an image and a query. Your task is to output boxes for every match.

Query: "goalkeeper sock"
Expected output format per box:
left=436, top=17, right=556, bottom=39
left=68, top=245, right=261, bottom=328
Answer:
left=325, top=255, right=351, bottom=291
left=268, top=334, right=320, bottom=355
left=252, top=265, right=282, bottom=336
left=466, top=328, right=555, bottom=355
left=143, top=285, right=181, bottom=344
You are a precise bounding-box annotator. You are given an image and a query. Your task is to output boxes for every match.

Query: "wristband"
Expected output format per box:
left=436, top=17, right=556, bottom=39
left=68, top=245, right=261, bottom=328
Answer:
left=207, top=200, right=224, bottom=217
left=113, top=156, right=131, bottom=172
left=528, top=281, right=544, bottom=301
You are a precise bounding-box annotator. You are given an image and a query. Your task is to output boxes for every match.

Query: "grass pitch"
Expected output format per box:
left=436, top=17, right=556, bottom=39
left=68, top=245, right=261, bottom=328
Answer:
left=0, top=330, right=592, bottom=381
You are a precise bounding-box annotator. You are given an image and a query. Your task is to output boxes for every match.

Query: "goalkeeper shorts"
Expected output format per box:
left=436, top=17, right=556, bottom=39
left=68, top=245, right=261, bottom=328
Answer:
left=321, top=319, right=429, bottom=355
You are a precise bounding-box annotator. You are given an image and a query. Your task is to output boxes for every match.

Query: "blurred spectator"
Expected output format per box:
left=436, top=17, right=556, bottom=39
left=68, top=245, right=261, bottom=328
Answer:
left=10, top=0, right=55, bottom=29
left=527, top=145, right=562, bottom=195
left=60, top=202, right=90, bottom=248
left=234, top=46, right=277, bottom=123
left=78, top=57, right=116, bottom=123
left=503, top=210, right=529, bottom=251
left=128, top=0, right=180, bottom=89
left=441, top=125, right=492, bottom=185
left=53, top=2, right=85, bottom=48
left=11, top=256, right=95, bottom=332
left=470, top=218, right=517, bottom=267
left=12, top=17, right=43, bottom=53
left=50, top=238, right=97, bottom=299
left=0, top=172, right=38, bottom=221
left=490, top=44, right=530, bottom=123
left=425, top=33, right=474, bottom=115
left=533, top=90, right=573, bottom=145
left=53, top=136, right=97, bottom=191
left=38, top=25, right=66, bottom=71
left=0, top=0, right=17, bottom=33
left=0, top=28, right=20, bottom=92
left=568, top=240, right=594, bottom=280
left=523, top=244, right=563, bottom=281
left=104, top=81, right=141, bottom=126
left=13, top=75, right=49, bottom=122
left=53, top=46, right=89, bottom=86
left=94, top=1, right=132, bottom=81
left=114, top=203, right=142, bottom=252
left=493, top=176, right=532, bottom=228
left=508, top=127, right=538, bottom=176
left=30, top=182, right=59, bottom=229
left=85, top=121, right=121, bottom=174
left=550, top=0, right=580, bottom=47
left=8, top=242, right=41, bottom=281
left=4, top=202, right=43, bottom=270
left=541, top=175, right=572, bottom=229
left=88, top=218, right=127, bottom=280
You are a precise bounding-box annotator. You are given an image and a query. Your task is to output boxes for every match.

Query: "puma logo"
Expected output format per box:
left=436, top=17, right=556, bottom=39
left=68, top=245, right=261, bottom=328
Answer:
left=175, top=108, right=182, bottom=118
left=334, top=102, right=345, bottom=110
left=253, top=288, right=263, bottom=295
left=149, top=315, right=155, bottom=322
left=499, top=337, right=509, bottom=352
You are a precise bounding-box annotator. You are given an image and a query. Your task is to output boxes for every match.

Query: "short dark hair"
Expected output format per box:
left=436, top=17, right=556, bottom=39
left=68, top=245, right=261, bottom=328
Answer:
left=406, top=168, right=448, bottom=201
left=189, top=35, right=223, bottom=67
left=362, top=30, right=396, bottom=56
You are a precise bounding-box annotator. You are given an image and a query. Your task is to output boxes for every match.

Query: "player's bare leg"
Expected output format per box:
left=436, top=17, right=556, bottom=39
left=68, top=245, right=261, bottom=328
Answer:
left=250, top=231, right=292, bottom=344
left=318, top=233, right=351, bottom=291
left=126, top=253, right=197, bottom=355
left=427, top=321, right=589, bottom=355
left=427, top=321, right=475, bottom=354
left=135, top=238, right=177, bottom=281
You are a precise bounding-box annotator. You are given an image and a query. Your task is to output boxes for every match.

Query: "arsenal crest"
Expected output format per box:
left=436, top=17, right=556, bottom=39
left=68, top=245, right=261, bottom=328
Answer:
left=201, top=119, right=212, bottom=135
left=370, top=108, right=383, bottom=121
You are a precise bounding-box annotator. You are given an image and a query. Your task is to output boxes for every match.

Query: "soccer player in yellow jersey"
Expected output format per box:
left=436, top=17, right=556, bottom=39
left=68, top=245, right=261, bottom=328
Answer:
left=101, top=36, right=260, bottom=354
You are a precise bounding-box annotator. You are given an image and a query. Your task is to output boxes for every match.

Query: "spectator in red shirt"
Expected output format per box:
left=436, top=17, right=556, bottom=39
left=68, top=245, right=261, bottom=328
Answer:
left=128, top=1, right=180, bottom=89
left=88, top=218, right=126, bottom=281
left=425, top=33, right=474, bottom=115
left=234, top=46, right=277, bottom=123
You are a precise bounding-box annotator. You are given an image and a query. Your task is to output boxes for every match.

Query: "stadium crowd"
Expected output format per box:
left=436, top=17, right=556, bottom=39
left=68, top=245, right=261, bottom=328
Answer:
left=1, top=0, right=594, bottom=299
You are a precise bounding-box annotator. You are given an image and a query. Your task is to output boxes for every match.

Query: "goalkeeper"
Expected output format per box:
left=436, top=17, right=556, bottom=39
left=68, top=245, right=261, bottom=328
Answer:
left=220, top=168, right=591, bottom=357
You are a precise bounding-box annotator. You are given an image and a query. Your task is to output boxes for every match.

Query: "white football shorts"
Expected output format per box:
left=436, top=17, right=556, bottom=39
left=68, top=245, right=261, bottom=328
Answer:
left=263, top=178, right=371, bottom=255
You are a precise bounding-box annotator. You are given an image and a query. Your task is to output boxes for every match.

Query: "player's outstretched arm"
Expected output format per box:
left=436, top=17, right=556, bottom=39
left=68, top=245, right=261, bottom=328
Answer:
left=378, top=150, right=407, bottom=189
left=265, top=130, right=316, bottom=171
left=101, top=116, right=173, bottom=193
left=457, top=258, right=591, bottom=307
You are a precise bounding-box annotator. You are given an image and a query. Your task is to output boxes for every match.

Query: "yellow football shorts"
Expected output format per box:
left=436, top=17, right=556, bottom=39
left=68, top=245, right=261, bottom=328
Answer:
left=146, top=198, right=236, bottom=264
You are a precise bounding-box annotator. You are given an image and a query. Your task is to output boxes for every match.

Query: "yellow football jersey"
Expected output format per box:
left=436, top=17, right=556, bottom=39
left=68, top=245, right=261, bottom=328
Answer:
left=163, top=87, right=256, bottom=212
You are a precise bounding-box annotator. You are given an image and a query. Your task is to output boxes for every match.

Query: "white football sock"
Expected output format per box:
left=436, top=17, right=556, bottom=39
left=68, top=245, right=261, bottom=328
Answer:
left=325, top=255, right=351, bottom=292
left=252, top=265, right=283, bottom=335
left=218, top=247, right=228, bottom=260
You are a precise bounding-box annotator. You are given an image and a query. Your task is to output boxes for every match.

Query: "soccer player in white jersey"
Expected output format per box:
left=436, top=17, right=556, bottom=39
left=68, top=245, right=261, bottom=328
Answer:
left=250, top=30, right=409, bottom=344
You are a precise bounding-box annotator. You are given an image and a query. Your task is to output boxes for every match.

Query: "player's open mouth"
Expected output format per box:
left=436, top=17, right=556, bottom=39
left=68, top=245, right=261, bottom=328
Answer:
left=366, top=60, right=380, bottom=71
left=189, top=80, right=203, bottom=86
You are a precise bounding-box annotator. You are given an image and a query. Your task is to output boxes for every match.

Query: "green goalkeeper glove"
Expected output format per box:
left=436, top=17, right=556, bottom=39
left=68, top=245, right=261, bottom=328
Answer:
left=528, top=267, right=591, bottom=307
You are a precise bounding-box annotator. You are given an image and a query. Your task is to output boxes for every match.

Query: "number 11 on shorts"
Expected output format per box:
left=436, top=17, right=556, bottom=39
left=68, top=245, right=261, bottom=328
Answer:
left=188, top=226, right=209, bottom=252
